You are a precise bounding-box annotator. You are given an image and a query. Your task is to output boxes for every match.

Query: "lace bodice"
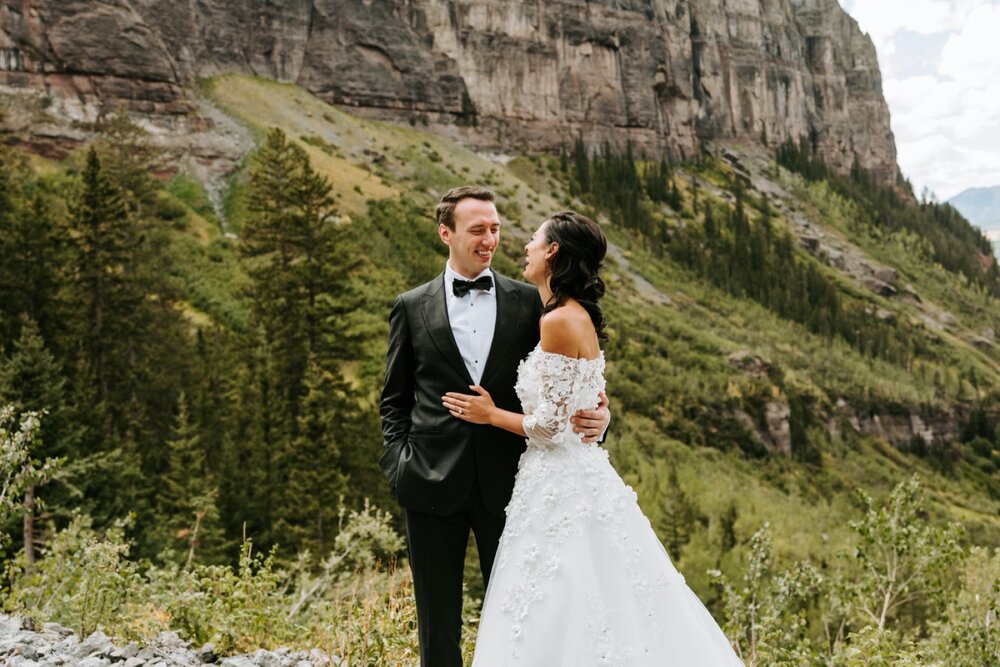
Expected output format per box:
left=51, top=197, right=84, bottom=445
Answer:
left=514, top=343, right=606, bottom=447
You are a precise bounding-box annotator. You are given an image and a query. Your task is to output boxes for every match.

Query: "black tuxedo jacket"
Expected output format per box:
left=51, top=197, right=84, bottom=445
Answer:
left=379, top=270, right=542, bottom=516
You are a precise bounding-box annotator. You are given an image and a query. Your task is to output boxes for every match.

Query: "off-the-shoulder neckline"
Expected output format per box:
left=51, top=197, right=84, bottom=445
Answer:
left=531, top=342, right=604, bottom=364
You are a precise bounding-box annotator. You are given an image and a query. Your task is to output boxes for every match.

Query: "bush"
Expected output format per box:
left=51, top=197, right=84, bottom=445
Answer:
left=5, top=499, right=449, bottom=661
left=7, top=514, right=142, bottom=637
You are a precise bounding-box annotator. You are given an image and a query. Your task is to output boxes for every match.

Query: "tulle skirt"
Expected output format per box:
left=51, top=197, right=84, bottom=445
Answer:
left=472, top=442, right=744, bottom=666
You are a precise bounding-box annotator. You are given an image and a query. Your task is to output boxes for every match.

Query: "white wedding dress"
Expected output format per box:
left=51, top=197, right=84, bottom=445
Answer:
left=472, top=345, right=744, bottom=666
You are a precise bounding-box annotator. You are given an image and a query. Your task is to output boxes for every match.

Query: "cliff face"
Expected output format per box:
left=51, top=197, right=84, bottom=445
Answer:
left=0, top=0, right=896, bottom=183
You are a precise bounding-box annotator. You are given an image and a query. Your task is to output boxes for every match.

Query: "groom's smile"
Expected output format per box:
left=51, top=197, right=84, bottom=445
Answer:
left=439, top=197, right=502, bottom=279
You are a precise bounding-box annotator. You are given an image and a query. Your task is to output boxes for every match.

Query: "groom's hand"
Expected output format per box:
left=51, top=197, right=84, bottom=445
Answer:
left=572, top=391, right=610, bottom=444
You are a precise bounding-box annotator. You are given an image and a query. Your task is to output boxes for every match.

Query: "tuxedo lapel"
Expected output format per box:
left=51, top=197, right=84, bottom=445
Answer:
left=420, top=273, right=474, bottom=384
left=480, top=273, right=524, bottom=387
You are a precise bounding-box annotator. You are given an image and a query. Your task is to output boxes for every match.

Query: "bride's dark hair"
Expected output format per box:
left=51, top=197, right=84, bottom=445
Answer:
left=542, top=210, right=608, bottom=340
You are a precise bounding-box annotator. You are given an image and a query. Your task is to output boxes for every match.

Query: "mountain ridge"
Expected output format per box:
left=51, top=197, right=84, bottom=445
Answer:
left=949, top=185, right=1000, bottom=256
left=0, top=0, right=898, bottom=186
left=949, top=184, right=1000, bottom=228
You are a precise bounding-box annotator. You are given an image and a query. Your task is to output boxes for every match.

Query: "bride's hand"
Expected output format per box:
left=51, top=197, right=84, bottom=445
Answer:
left=443, top=386, right=496, bottom=425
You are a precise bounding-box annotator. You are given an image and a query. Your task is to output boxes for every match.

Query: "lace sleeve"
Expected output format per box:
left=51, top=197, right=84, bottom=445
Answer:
left=522, top=352, right=601, bottom=442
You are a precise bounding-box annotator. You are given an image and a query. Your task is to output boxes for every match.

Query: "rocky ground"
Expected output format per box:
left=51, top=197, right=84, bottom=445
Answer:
left=0, top=616, right=335, bottom=667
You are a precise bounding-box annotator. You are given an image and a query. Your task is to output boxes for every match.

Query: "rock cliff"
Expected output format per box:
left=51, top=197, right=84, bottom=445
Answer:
left=0, top=0, right=896, bottom=183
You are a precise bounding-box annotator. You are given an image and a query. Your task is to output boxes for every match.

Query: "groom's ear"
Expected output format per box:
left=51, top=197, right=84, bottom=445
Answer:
left=438, top=223, right=451, bottom=246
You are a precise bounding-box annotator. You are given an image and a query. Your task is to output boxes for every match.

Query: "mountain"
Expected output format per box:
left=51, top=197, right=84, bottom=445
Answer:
left=0, top=0, right=897, bottom=184
left=949, top=185, right=1000, bottom=256
left=950, top=185, right=1000, bottom=228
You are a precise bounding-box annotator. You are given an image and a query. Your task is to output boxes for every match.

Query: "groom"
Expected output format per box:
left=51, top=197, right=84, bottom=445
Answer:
left=380, top=186, right=610, bottom=666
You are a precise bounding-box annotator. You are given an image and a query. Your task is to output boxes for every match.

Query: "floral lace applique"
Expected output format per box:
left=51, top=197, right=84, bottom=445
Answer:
left=516, top=345, right=606, bottom=447
left=586, top=593, right=636, bottom=667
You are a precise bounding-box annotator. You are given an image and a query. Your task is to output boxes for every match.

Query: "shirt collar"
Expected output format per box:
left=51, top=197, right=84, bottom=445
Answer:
left=444, top=263, right=493, bottom=292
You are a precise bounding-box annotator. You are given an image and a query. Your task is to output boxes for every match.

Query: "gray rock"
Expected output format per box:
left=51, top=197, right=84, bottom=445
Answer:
left=727, top=350, right=771, bottom=378
left=862, top=276, right=897, bottom=297
left=308, top=649, right=333, bottom=665
left=78, top=657, right=112, bottom=667
left=198, top=643, right=218, bottom=663
left=1, top=616, right=29, bottom=633
left=764, top=401, right=792, bottom=457
left=42, top=622, right=75, bottom=638
left=116, top=643, right=140, bottom=659
left=75, top=631, right=114, bottom=659
left=20, top=644, right=42, bottom=661
left=798, top=235, right=821, bottom=253
left=872, top=267, right=898, bottom=285
left=825, top=249, right=846, bottom=269
left=152, top=631, right=188, bottom=650
left=6, top=657, right=42, bottom=667
left=0, top=614, right=339, bottom=667
left=250, top=649, right=283, bottom=667
left=219, top=657, right=256, bottom=667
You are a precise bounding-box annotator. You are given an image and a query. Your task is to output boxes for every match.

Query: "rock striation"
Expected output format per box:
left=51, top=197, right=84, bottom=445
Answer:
left=0, top=0, right=897, bottom=183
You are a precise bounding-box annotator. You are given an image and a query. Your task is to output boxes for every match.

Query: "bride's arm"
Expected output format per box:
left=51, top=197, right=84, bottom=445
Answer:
left=442, top=386, right=527, bottom=436
left=443, top=313, right=593, bottom=438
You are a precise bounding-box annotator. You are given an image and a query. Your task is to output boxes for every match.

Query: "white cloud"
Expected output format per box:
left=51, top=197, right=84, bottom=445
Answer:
left=939, top=4, right=1000, bottom=82
left=844, top=0, right=962, bottom=51
left=844, top=0, right=1000, bottom=200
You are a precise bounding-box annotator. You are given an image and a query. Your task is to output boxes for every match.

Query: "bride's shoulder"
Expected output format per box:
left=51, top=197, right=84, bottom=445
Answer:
left=539, top=305, right=598, bottom=360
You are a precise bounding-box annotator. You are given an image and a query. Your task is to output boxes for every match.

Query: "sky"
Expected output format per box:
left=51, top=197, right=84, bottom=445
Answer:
left=840, top=0, right=1000, bottom=205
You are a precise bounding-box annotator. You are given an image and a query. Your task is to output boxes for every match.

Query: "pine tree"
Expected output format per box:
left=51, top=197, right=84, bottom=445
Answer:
left=0, top=150, right=68, bottom=352
left=654, top=461, right=699, bottom=562
left=96, top=107, right=159, bottom=221
left=668, top=178, right=682, bottom=211
left=69, top=148, right=135, bottom=435
left=243, top=129, right=312, bottom=427
left=158, top=392, right=223, bottom=565
left=0, top=317, right=77, bottom=567
left=273, top=356, right=350, bottom=555
left=238, top=129, right=371, bottom=551
left=719, top=501, right=739, bottom=553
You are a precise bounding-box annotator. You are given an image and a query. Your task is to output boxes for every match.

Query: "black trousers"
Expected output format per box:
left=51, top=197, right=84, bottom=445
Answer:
left=404, top=481, right=506, bottom=667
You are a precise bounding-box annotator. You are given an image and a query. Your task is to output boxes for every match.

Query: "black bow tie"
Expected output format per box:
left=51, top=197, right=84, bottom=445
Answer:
left=452, top=275, right=493, bottom=297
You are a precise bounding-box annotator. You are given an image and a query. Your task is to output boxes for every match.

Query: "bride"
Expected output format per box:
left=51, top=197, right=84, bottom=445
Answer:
left=442, top=211, right=743, bottom=665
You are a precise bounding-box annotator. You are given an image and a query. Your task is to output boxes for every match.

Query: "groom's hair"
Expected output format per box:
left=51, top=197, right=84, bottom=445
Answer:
left=436, top=186, right=496, bottom=230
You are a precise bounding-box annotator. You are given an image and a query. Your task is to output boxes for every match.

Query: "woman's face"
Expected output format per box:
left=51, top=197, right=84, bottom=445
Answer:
left=523, top=222, right=557, bottom=286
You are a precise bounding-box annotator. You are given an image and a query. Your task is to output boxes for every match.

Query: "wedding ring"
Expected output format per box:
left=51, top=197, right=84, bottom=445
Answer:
left=459, top=407, right=464, bottom=415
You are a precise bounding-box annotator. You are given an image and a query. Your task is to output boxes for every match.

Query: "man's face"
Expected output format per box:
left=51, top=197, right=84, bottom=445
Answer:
left=439, top=198, right=501, bottom=278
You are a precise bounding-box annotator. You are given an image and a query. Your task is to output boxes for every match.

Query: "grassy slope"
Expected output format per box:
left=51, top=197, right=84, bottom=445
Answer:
left=165, top=76, right=999, bottom=595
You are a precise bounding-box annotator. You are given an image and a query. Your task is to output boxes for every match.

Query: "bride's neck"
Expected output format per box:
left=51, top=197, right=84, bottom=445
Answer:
left=538, top=282, right=553, bottom=307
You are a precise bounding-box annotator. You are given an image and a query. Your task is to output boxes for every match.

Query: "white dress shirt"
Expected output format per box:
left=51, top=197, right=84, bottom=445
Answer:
left=444, top=263, right=497, bottom=385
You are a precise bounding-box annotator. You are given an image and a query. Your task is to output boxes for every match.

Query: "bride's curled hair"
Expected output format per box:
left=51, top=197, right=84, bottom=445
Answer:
left=542, top=210, right=608, bottom=340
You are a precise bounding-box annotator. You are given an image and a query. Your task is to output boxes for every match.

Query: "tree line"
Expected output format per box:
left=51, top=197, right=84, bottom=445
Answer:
left=0, top=117, right=392, bottom=569
left=563, top=139, right=979, bottom=369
